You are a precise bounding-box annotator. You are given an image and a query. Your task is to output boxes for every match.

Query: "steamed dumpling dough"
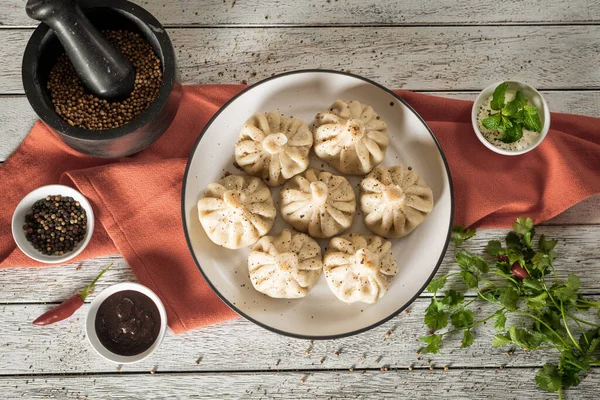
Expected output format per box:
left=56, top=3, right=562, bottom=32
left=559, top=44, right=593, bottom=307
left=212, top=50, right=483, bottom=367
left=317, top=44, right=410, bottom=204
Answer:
left=235, top=111, right=313, bottom=187
left=248, top=229, right=322, bottom=299
left=324, top=233, right=398, bottom=304
left=360, top=165, right=434, bottom=238
left=280, top=168, right=356, bottom=239
left=197, top=174, right=276, bottom=249
left=313, top=100, right=389, bottom=175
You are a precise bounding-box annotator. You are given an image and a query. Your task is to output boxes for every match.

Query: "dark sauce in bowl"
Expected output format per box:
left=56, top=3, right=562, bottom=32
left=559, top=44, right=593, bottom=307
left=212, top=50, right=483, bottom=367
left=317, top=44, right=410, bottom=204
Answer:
left=95, top=290, right=161, bottom=356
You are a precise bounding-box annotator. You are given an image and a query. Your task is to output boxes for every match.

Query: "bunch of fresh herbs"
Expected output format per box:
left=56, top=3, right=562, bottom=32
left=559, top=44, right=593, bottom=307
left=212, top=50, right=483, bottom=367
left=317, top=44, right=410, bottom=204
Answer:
left=420, top=218, right=600, bottom=399
left=482, top=83, right=542, bottom=143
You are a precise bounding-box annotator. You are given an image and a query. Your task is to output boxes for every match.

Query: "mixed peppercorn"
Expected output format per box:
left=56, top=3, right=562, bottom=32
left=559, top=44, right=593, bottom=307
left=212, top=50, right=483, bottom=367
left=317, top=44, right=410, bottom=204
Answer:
left=23, top=195, right=87, bottom=256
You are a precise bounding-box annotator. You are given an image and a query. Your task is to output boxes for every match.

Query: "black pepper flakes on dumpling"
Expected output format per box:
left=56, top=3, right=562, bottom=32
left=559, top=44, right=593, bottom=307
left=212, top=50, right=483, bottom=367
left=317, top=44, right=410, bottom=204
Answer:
left=235, top=111, right=313, bottom=187
left=197, top=175, right=276, bottom=249
left=248, top=229, right=322, bottom=299
left=313, top=100, right=389, bottom=175
left=360, top=165, right=433, bottom=238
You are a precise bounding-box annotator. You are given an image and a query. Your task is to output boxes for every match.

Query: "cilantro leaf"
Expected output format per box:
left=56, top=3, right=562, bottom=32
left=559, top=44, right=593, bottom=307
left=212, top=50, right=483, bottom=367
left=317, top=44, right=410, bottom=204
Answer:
left=482, top=113, right=502, bottom=130
left=579, top=329, right=600, bottom=353
left=513, top=217, right=535, bottom=247
left=551, top=275, right=581, bottom=303
left=419, top=334, right=442, bottom=354
left=522, top=278, right=544, bottom=292
left=491, top=83, right=509, bottom=110
left=485, top=240, right=503, bottom=256
left=499, top=123, right=523, bottom=143
left=538, top=235, right=558, bottom=256
left=499, top=286, right=520, bottom=311
left=509, top=325, right=544, bottom=350
left=522, top=105, right=543, bottom=133
left=493, top=310, right=507, bottom=331
left=460, top=271, right=478, bottom=289
left=536, top=364, right=563, bottom=393
left=514, top=217, right=534, bottom=236
left=461, top=330, right=475, bottom=348
left=451, top=225, right=476, bottom=247
left=424, top=298, right=448, bottom=331
left=526, top=292, right=548, bottom=311
left=559, top=350, right=589, bottom=389
left=426, top=276, right=447, bottom=293
left=455, top=249, right=489, bottom=274
left=567, top=274, right=581, bottom=291
left=441, top=289, right=464, bottom=309
left=531, top=253, right=552, bottom=273
left=451, top=309, right=475, bottom=329
left=492, top=333, right=512, bottom=347
left=505, top=232, right=522, bottom=251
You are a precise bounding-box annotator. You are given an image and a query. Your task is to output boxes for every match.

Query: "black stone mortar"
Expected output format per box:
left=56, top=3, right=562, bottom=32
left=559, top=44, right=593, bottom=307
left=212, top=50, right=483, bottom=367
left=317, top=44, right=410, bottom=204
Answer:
left=22, top=0, right=181, bottom=158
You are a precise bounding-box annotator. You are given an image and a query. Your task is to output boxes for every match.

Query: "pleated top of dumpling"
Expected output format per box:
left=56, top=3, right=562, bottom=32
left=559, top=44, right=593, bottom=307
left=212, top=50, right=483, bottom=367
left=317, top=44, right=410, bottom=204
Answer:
left=360, top=165, right=434, bottom=238
left=197, top=174, right=276, bottom=249
left=248, top=229, right=323, bottom=299
left=313, top=100, right=389, bottom=175
left=280, top=168, right=356, bottom=239
left=235, top=111, right=313, bottom=187
left=323, top=233, right=398, bottom=304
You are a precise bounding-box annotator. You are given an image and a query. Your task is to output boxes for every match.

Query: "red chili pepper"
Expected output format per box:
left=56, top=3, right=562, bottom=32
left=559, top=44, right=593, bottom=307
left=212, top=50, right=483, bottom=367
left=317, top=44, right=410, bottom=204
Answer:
left=32, top=263, right=113, bottom=326
left=510, top=262, right=531, bottom=280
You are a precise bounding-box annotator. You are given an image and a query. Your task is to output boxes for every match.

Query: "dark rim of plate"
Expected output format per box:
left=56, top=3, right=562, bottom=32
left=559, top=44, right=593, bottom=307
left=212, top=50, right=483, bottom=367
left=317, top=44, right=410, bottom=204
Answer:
left=181, top=69, right=455, bottom=340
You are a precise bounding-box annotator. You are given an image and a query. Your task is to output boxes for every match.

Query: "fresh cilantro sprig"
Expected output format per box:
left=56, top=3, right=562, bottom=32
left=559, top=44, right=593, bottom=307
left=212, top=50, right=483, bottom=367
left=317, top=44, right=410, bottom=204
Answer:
left=481, top=83, right=543, bottom=143
left=421, top=217, right=600, bottom=399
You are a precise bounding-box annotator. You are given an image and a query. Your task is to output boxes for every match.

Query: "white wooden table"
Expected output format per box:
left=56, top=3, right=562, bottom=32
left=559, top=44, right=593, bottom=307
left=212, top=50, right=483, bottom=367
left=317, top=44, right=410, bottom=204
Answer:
left=1, top=1, right=600, bottom=398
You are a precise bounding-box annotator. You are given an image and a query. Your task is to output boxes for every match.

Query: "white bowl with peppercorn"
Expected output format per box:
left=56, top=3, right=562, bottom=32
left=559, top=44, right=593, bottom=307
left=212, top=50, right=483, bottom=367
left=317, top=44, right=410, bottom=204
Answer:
left=472, top=81, right=551, bottom=156
left=11, top=184, right=94, bottom=264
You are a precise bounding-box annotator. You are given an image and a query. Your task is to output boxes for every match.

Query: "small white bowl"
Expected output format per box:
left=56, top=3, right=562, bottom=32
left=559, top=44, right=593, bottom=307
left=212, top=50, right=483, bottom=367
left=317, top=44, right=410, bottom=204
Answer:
left=86, top=282, right=167, bottom=364
left=11, top=184, right=95, bottom=264
left=472, top=81, right=551, bottom=156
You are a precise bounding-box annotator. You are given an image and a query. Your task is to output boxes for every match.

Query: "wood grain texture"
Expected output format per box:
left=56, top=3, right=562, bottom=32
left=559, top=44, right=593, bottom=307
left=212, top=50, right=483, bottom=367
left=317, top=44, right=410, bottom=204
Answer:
left=1, top=369, right=599, bottom=399
left=1, top=226, right=599, bottom=304
left=1, top=0, right=599, bottom=27
left=2, top=298, right=599, bottom=375
left=2, top=26, right=600, bottom=94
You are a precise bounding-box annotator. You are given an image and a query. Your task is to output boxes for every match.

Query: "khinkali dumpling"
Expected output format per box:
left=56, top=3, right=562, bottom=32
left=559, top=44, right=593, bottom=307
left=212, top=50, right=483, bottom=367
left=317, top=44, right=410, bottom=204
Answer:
left=313, top=100, right=389, bottom=175
left=360, top=165, right=434, bottom=238
left=248, top=229, right=322, bottom=299
left=280, top=168, right=356, bottom=239
left=324, top=233, right=398, bottom=304
left=235, top=111, right=313, bottom=187
left=197, top=174, right=276, bottom=249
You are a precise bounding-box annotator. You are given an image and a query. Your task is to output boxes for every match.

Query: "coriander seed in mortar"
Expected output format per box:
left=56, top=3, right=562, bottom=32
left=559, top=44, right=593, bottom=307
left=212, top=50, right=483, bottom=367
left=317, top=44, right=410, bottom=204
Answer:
left=47, top=30, right=163, bottom=131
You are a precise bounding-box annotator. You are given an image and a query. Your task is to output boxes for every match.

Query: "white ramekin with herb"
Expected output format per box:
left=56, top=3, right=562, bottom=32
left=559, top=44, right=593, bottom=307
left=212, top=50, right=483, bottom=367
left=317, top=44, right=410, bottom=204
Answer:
left=472, top=81, right=550, bottom=155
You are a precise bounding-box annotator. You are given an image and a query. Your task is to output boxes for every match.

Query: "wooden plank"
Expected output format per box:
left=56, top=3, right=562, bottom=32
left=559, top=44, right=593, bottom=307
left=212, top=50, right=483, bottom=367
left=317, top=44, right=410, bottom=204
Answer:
left=2, top=26, right=600, bottom=94
left=3, top=297, right=597, bottom=374
left=1, top=226, right=599, bottom=305
left=1, top=0, right=600, bottom=27
left=1, top=369, right=599, bottom=399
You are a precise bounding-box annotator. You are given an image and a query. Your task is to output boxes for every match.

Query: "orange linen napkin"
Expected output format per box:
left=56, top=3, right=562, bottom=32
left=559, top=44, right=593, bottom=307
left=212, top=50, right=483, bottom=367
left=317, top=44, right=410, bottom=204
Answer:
left=1, top=85, right=599, bottom=333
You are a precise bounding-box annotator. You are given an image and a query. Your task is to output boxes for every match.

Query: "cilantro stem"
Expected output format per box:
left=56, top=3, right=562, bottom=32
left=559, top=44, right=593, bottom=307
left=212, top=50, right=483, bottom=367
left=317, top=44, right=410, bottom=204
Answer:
left=559, top=300, right=583, bottom=352
left=491, top=270, right=519, bottom=286
left=477, top=290, right=571, bottom=349
left=515, top=310, right=570, bottom=349
left=565, top=313, right=600, bottom=328
left=440, top=311, right=499, bottom=338
left=577, top=299, right=600, bottom=308
left=558, top=388, right=563, bottom=400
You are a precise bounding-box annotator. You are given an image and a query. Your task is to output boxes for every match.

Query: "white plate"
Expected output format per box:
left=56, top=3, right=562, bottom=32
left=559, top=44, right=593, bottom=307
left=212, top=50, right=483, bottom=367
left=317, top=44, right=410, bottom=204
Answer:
left=182, top=70, right=453, bottom=339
